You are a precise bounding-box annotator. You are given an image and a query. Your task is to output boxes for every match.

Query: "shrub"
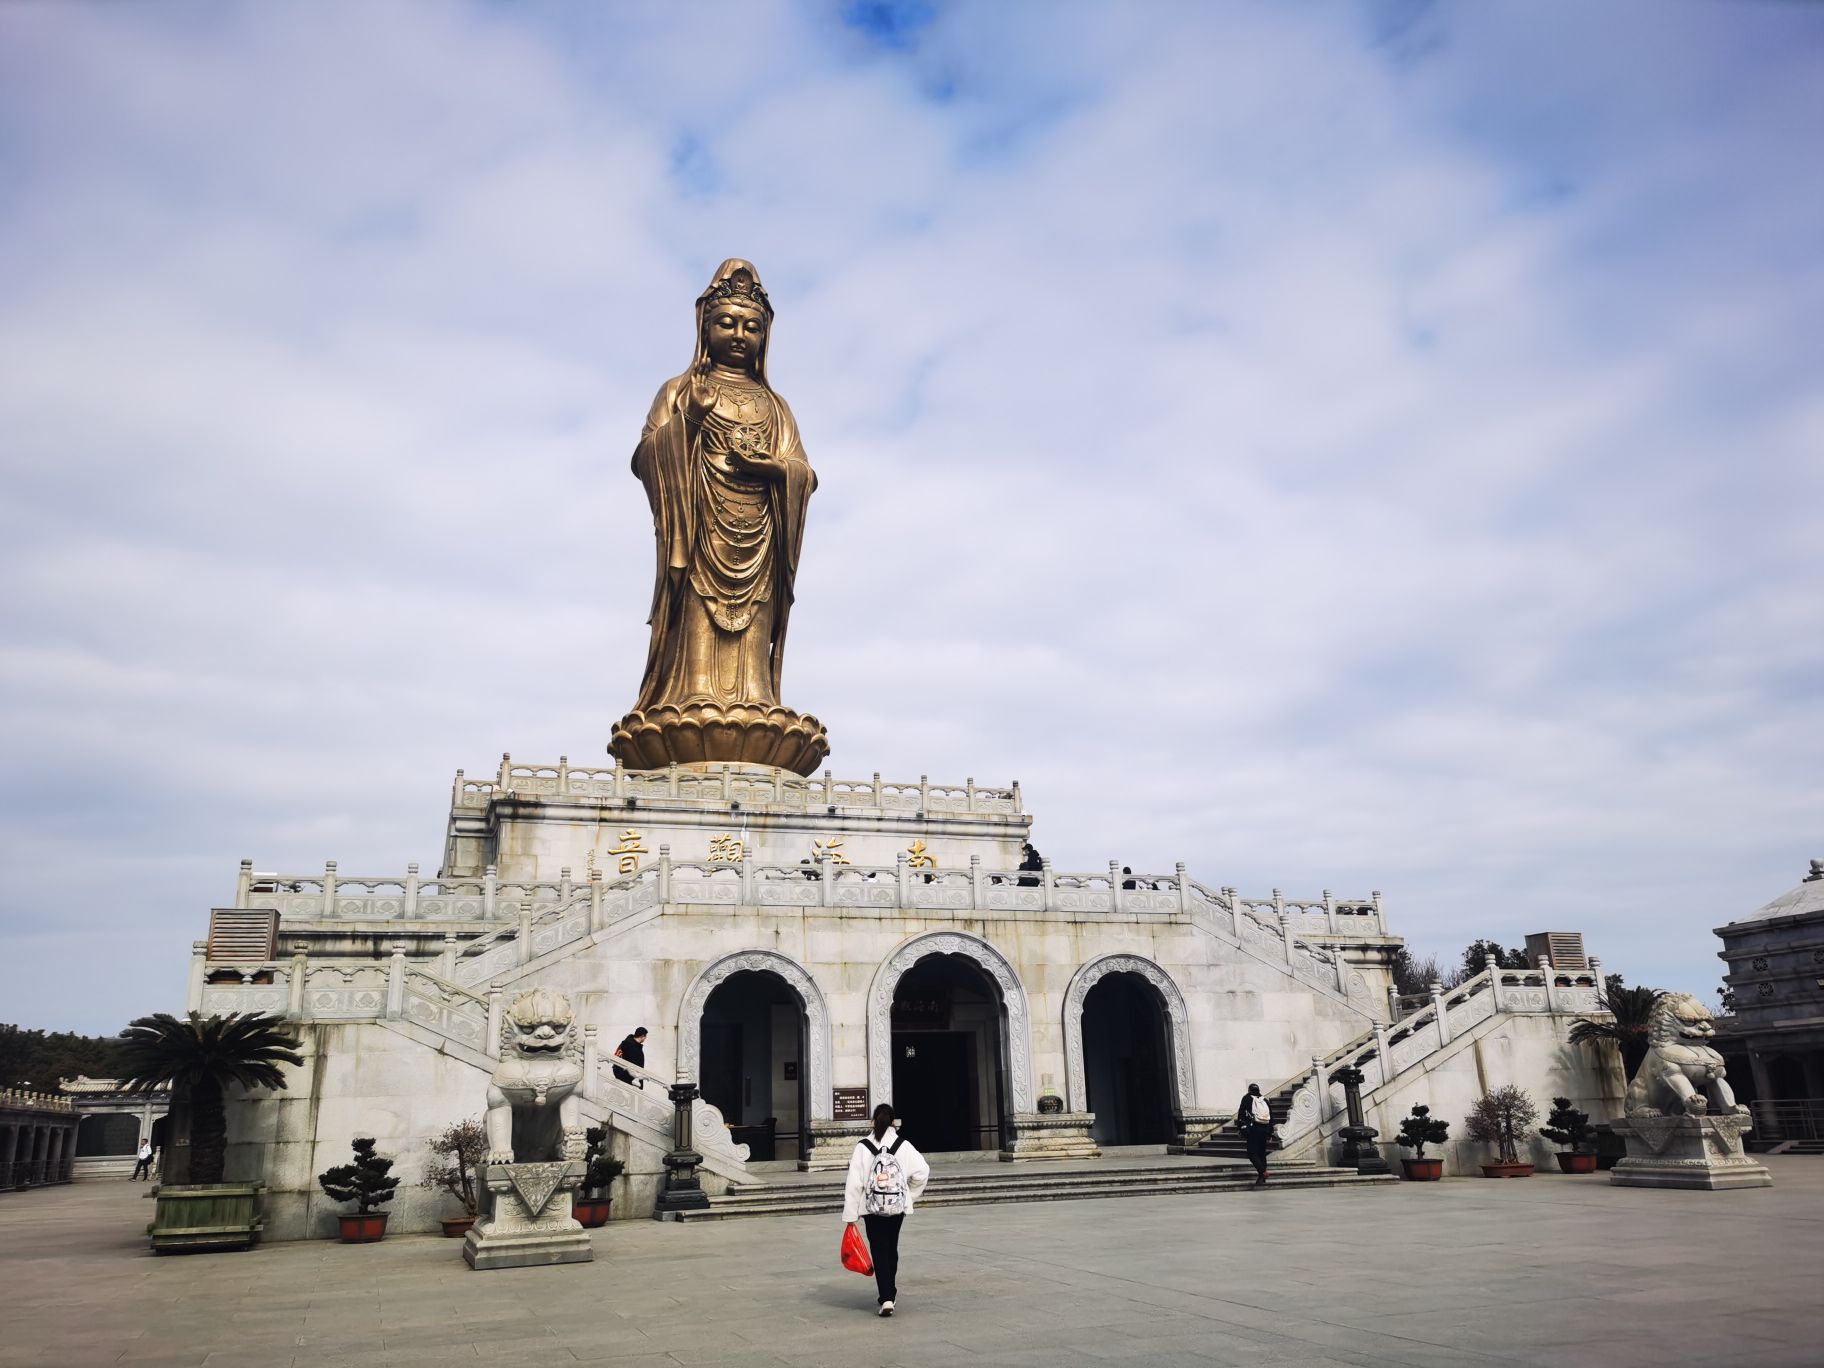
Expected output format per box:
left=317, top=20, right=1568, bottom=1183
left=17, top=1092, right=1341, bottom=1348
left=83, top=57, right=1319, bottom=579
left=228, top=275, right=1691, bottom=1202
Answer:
left=1538, top=1097, right=1596, bottom=1153
left=583, top=1126, right=625, bottom=1198
left=421, top=1117, right=486, bottom=1216
left=1395, top=1104, right=1450, bottom=1158
left=1465, top=1085, right=1538, bottom=1164
left=319, top=1137, right=399, bottom=1214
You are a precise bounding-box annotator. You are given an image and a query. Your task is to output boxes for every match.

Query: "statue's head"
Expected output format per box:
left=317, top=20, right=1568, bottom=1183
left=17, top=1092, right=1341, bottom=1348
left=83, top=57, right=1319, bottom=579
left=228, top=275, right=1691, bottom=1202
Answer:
left=1650, top=992, right=1716, bottom=1045
left=695, top=259, right=772, bottom=378
left=505, top=986, right=576, bottom=1057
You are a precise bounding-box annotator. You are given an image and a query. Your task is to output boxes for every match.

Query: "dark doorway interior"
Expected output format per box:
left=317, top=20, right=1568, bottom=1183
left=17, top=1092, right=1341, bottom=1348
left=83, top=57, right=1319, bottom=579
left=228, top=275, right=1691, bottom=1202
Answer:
left=1082, top=973, right=1172, bottom=1146
left=890, top=953, right=1005, bottom=1152
left=699, top=971, right=807, bottom=1160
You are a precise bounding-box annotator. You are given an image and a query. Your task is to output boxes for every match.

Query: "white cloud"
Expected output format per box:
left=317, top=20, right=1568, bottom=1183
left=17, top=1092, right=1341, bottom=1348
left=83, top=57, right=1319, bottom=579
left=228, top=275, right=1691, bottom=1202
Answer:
left=1, top=0, right=1819, bottom=1029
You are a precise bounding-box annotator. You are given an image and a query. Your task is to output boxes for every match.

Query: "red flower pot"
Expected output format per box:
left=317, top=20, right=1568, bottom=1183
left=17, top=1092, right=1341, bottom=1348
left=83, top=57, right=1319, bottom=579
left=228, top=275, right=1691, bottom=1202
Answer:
left=1555, top=1152, right=1598, bottom=1174
left=1479, top=1162, right=1535, bottom=1178
left=337, top=1212, right=389, bottom=1243
left=1401, top=1157, right=1443, bottom=1181
left=574, top=1197, right=612, bottom=1228
left=440, top=1215, right=476, bottom=1238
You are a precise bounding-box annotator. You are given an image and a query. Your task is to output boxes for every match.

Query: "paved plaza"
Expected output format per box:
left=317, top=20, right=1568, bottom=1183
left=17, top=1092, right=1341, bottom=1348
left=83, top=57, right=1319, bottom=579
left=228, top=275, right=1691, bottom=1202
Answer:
left=3, top=1159, right=1821, bottom=1368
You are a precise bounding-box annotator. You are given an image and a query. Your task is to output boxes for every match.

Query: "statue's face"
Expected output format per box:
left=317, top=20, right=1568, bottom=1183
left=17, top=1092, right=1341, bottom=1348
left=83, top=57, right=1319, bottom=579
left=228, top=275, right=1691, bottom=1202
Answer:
left=705, top=303, right=767, bottom=370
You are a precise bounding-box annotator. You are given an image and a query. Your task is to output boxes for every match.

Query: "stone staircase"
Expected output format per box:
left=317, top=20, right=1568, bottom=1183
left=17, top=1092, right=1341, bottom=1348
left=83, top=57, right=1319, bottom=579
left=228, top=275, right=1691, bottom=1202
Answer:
left=1184, top=1085, right=1303, bottom=1161
left=675, top=1154, right=1392, bottom=1221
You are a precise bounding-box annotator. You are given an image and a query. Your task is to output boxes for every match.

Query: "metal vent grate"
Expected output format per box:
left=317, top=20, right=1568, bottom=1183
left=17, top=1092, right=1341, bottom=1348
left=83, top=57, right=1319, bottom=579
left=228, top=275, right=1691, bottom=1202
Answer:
left=207, top=908, right=279, bottom=961
left=1525, top=931, right=1587, bottom=971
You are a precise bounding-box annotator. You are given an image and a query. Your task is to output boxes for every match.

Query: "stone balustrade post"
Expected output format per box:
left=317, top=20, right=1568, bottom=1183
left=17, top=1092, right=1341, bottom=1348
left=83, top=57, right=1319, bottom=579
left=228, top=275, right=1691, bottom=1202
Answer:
left=965, top=775, right=976, bottom=809
left=558, top=865, right=572, bottom=905
left=589, top=870, right=605, bottom=932
left=497, top=751, right=512, bottom=789
left=1387, top=983, right=1402, bottom=1021
left=1373, top=1022, right=1391, bottom=1081
left=483, top=864, right=498, bottom=919
left=583, top=1024, right=598, bottom=1090
left=1487, top=962, right=1504, bottom=1012
left=1011, top=779, right=1023, bottom=813
left=819, top=854, right=834, bottom=908
left=667, top=763, right=680, bottom=798
left=385, top=943, right=408, bottom=1019
left=658, top=846, right=672, bottom=903
left=187, top=941, right=208, bottom=1012
left=1588, top=956, right=1603, bottom=988
left=438, top=931, right=458, bottom=980
left=1431, top=980, right=1450, bottom=1046
left=918, top=774, right=930, bottom=811
left=1313, top=1054, right=1331, bottom=1120
left=1110, top=860, right=1124, bottom=912
left=872, top=771, right=884, bottom=805
left=404, top=862, right=420, bottom=918
left=517, top=908, right=534, bottom=966
left=820, top=769, right=833, bottom=804
left=452, top=768, right=466, bottom=808
left=1540, top=958, right=1557, bottom=1012
left=1277, top=899, right=1297, bottom=966
left=235, top=859, right=253, bottom=909
left=288, top=950, right=308, bottom=1019
left=1041, top=858, right=1055, bottom=913
left=486, top=985, right=504, bottom=1059
left=1176, top=862, right=1191, bottom=914
left=556, top=754, right=570, bottom=796
left=971, top=855, right=985, bottom=909
left=1323, top=888, right=1338, bottom=934
left=1334, top=949, right=1351, bottom=994
left=321, top=860, right=338, bottom=918
left=896, top=851, right=910, bottom=906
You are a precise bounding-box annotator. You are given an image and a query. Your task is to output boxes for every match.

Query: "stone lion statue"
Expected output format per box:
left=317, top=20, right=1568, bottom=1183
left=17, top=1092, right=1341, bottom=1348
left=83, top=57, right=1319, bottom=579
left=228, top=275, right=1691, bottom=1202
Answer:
left=484, top=986, right=586, bottom=1164
left=1624, top=992, right=1747, bottom=1117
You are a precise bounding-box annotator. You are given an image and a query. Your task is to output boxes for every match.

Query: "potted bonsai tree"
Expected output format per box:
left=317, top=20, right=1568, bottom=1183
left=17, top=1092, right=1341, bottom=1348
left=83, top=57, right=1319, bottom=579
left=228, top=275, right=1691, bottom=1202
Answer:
left=421, top=1117, right=486, bottom=1237
left=1465, top=1084, right=1538, bottom=1177
left=1539, top=1096, right=1599, bottom=1173
left=1394, top=1103, right=1450, bottom=1180
left=319, top=1137, right=399, bottom=1242
left=574, top=1125, right=625, bottom=1228
left=116, top=1011, right=303, bottom=1255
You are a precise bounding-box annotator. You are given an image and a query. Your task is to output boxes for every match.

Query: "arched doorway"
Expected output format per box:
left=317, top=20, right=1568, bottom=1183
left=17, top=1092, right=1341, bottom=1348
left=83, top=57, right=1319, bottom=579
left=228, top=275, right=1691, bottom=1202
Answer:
left=698, top=971, right=807, bottom=1162
left=1081, top=973, right=1173, bottom=1146
left=890, top=954, right=1006, bottom=1153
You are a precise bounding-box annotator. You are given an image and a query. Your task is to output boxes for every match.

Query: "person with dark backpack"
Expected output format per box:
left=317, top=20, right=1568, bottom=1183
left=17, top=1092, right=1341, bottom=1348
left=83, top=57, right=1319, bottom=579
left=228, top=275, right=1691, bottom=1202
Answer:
left=841, top=1103, right=930, bottom=1317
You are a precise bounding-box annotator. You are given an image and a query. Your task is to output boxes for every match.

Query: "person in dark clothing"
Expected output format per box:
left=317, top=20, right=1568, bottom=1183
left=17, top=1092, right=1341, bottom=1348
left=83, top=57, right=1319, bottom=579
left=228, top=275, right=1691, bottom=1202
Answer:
left=613, top=1027, right=648, bottom=1086
left=1238, top=1083, right=1273, bottom=1185
left=1016, top=841, right=1044, bottom=888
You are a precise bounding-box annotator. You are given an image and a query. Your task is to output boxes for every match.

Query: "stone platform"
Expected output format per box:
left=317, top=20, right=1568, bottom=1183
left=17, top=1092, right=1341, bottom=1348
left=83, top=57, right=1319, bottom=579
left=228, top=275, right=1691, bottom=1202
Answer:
left=1610, top=1112, right=1774, bottom=1190
left=462, top=1160, right=592, bottom=1270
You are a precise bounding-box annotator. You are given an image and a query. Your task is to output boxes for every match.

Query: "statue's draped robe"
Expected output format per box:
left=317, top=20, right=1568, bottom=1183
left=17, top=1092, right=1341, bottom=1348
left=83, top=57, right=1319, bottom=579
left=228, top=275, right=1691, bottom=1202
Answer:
left=632, top=372, right=815, bottom=711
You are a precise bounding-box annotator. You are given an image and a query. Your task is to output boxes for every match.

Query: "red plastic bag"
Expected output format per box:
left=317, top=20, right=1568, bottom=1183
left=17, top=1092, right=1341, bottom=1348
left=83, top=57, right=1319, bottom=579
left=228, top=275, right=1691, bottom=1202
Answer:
left=840, top=1223, right=873, bottom=1276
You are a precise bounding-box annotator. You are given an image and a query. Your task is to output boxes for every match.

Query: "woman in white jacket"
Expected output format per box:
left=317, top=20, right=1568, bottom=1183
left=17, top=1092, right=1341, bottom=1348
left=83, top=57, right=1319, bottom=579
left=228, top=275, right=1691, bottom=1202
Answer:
left=842, top=1103, right=931, bottom=1317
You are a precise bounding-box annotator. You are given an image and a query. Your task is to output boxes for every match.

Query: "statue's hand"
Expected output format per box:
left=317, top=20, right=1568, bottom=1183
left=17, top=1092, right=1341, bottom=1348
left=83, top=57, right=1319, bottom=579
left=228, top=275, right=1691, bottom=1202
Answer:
left=685, top=366, right=718, bottom=421
left=731, top=448, right=785, bottom=482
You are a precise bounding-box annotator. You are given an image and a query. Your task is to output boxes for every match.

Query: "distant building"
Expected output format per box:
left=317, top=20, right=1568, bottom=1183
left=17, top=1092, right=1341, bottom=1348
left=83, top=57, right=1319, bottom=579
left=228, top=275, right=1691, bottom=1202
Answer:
left=1715, top=859, right=1824, bottom=1148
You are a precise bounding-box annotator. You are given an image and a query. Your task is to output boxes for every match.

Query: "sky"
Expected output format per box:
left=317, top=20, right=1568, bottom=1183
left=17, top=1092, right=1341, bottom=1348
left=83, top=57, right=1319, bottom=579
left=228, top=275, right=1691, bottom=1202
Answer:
left=1, top=0, right=1820, bottom=1034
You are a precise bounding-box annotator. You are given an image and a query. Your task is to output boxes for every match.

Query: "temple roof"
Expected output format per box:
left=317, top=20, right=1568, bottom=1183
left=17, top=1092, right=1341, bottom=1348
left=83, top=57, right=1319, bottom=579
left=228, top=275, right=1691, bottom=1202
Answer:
left=1725, top=860, right=1824, bottom=927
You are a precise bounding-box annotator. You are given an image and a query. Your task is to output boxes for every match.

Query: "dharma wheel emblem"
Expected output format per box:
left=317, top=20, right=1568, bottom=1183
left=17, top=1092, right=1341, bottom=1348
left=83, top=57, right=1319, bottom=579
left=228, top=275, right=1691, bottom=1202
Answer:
left=729, top=424, right=766, bottom=459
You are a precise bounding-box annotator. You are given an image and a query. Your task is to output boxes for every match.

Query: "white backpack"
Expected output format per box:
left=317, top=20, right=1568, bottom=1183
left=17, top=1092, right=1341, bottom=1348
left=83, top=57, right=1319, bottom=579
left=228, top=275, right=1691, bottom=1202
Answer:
left=860, top=1135, right=909, bottom=1216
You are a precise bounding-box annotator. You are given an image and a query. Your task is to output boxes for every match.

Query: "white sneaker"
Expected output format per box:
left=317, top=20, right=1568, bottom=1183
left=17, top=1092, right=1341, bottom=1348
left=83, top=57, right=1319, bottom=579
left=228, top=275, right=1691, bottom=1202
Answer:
left=879, top=1301, right=894, bottom=1317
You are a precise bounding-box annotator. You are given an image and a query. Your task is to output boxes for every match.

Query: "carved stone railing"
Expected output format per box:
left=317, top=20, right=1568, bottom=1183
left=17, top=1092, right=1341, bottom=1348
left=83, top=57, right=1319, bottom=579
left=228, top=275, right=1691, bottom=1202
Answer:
left=1269, top=961, right=1606, bottom=1153
left=0, top=1088, right=76, bottom=1114
left=456, top=756, right=1024, bottom=817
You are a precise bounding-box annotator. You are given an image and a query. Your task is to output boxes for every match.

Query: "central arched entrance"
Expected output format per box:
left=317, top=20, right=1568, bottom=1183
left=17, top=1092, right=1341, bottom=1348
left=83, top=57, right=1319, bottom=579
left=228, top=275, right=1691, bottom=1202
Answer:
left=890, top=953, right=1007, bottom=1153
left=1080, top=974, right=1172, bottom=1146
left=698, top=970, right=807, bottom=1162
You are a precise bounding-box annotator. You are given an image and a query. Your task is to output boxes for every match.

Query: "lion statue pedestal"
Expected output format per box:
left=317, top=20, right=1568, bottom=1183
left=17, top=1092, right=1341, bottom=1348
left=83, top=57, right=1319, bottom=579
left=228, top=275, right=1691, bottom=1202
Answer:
left=1609, top=993, right=1771, bottom=1192
left=463, top=987, right=596, bottom=1270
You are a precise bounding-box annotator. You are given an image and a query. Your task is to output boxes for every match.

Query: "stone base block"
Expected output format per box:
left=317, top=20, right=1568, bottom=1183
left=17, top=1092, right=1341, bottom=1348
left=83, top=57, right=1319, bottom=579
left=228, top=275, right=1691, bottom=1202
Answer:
left=1609, top=1112, right=1772, bottom=1191
left=1001, top=1112, right=1100, bottom=1162
left=1172, top=1109, right=1231, bottom=1150
left=800, top=1118, right=871, bottom=1171
left=463, top=1161, right=593, bottom=1270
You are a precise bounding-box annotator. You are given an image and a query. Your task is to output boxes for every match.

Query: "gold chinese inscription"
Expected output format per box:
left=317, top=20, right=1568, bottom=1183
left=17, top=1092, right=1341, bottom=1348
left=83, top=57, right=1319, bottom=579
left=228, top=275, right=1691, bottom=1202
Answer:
left=810, top=837, right=850, bottom=865
left=708, top=834, right=746, bottom=863
left=607, top=829, right=648, bottom=875
left=905, top=840, right=935, bottom=869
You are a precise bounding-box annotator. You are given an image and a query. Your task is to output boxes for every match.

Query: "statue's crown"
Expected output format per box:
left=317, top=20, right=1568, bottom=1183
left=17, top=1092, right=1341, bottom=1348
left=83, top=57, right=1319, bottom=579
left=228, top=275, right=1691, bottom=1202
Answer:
left=700, top=268, right=772, bottom=316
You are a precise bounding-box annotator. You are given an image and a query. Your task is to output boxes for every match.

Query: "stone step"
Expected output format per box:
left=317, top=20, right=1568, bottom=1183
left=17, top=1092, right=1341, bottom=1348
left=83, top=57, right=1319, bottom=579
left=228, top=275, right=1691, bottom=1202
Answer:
left=681, top=1165, right=1389, bottom=1221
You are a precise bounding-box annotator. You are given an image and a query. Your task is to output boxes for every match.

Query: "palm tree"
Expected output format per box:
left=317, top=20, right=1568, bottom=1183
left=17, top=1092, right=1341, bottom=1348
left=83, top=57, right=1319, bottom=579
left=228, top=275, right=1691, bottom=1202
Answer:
left=115, top=1013, right=303, bottom=1184
left=1568, top=979, right=1665, bottom=1082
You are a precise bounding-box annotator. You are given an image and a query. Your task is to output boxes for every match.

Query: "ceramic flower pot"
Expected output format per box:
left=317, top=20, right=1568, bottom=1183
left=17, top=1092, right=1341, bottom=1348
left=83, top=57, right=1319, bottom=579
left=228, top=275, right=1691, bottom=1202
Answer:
left=1479, top=1162, right=1535, bottom=1178
left=337, top=1211, right=389, bottom=1243
left=1555, top=1152, right=1599, bottom=1174
left=440, top=1215, right=477, bottom=1238
left=573, top=1197, right=613, bottom=1228
left=1401, top=1157, right=1443, bottom=1181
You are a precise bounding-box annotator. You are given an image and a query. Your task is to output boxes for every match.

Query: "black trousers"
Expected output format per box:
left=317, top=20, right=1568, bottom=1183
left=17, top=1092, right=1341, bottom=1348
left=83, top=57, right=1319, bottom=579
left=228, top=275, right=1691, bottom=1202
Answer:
left=132, top=1157, right=153, bottom=1179
left=862, top=1213, right=904, bottom=1303
left=1244, top=1127, right=1270, bottom=1176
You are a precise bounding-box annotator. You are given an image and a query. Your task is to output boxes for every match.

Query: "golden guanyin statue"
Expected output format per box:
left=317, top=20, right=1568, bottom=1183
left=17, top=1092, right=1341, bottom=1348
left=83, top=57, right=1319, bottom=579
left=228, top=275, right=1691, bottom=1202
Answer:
left=609, top=260, right=830, bottom=774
